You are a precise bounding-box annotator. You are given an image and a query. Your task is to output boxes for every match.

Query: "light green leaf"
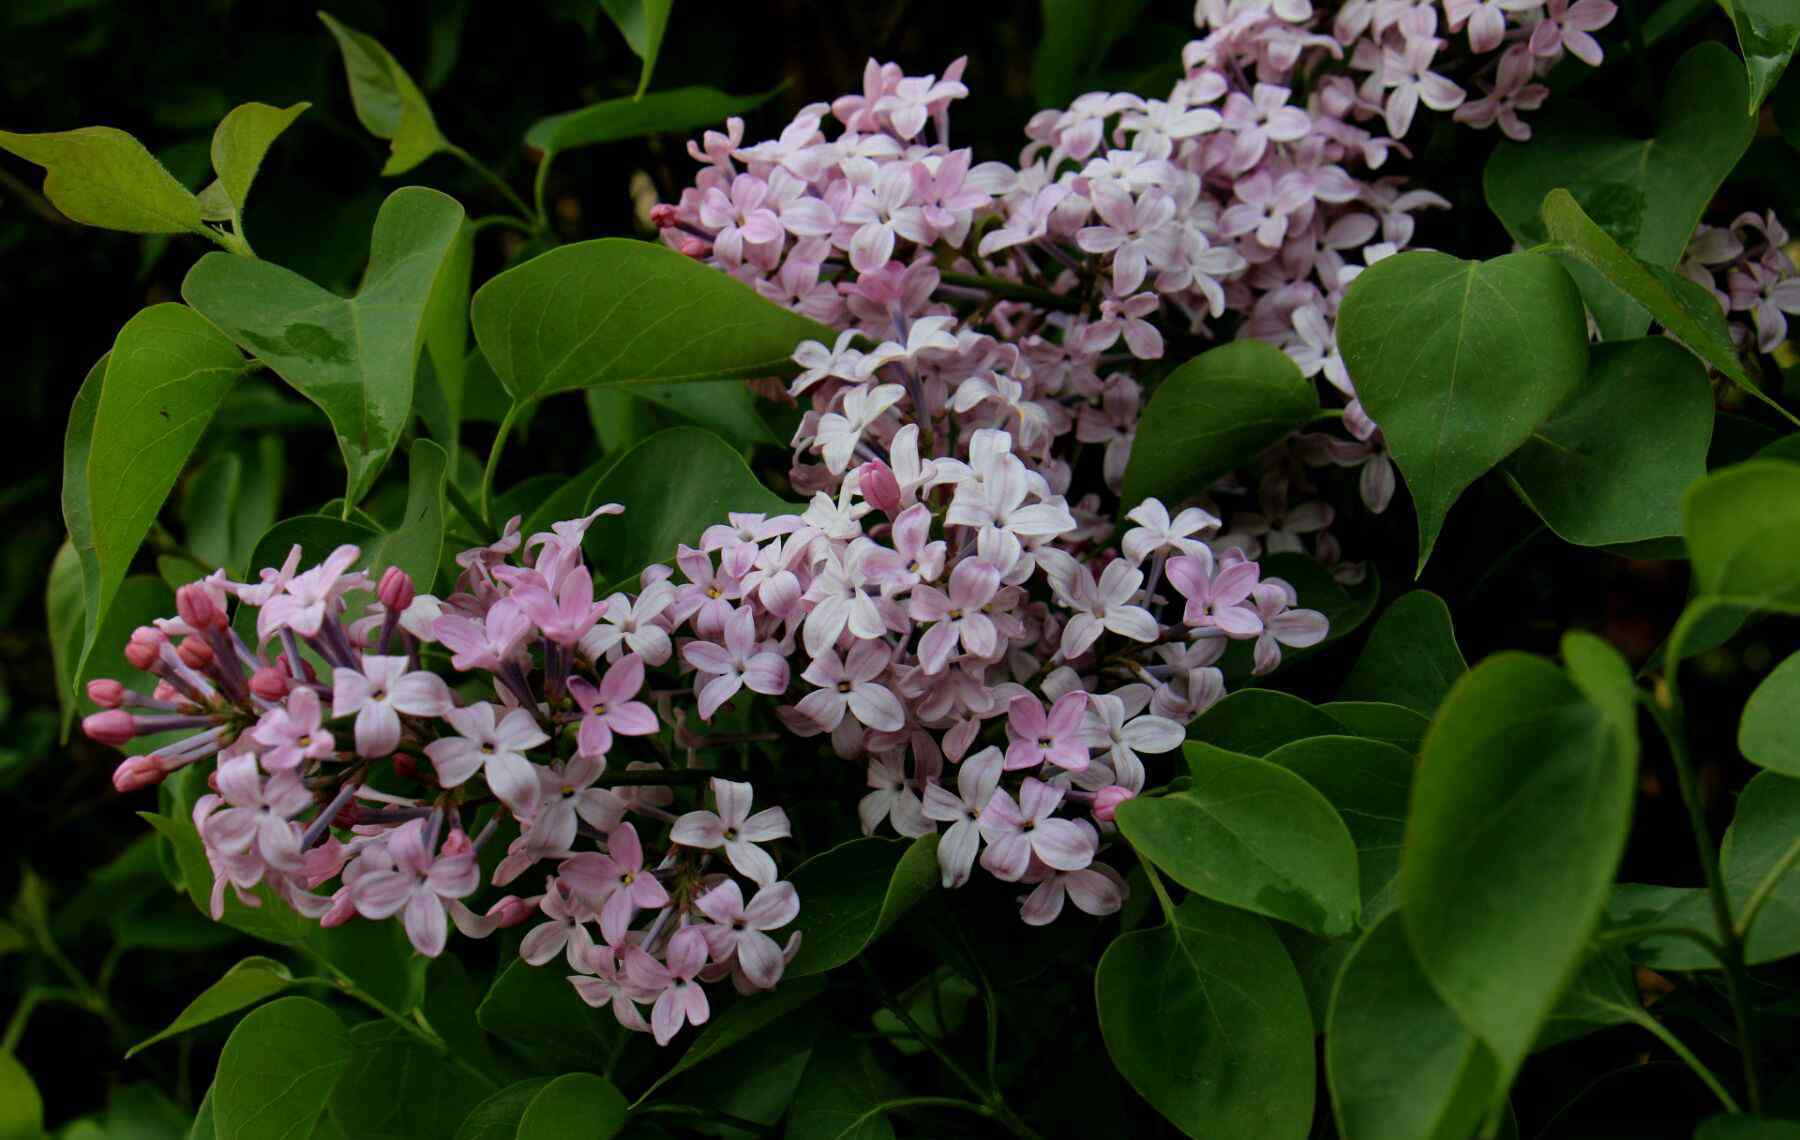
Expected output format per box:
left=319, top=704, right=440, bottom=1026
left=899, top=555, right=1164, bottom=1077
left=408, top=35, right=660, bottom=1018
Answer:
left=1117, top=741, right=1360, bottom=937
left=514, top=1073, right=628, bottom=1140
left=210, top=102, right=309, bottom=218
left=638, top=976, right=826, bottom=1100
left=450, top=1079, right=551, bottom=1140
left=1338, top=590, right=1464, bottom=714
left=0, top=1049, right=44, bottom=1140
left=1095, top=896, right=1315, bottom=1139
left=598, top=0, right=673, bottom=96
left=0, top=125, right=203, bottom=234
left=785, top=1040, right=903, bottom=1140
left=1337, top=250, right=1589, bottom=571
left=78, top=305, right=244, bottom=680
left=580, top=426, right=794, bottom=591
left=1502, top=338, right=1715, bottom=545
left=1326, top=913, right=1497, bottom=1140
left=785, top=835, right=940, bottom=977
left=213, top=997, right=351, bottom=1140
left=1539, top=189, right=1792, bottom=424
left=1120, top=340, right=1318, bottom=512
left=1742, top=650, right=1800, bottom=776
left=1401, top=647, right=1637, bottom=1108
left=415, top=221, right=473, bottom=460
left=468, top=238, right=832, bottom=406
left=182, top=187, right=466, bottom=506
left=1725, top=0, right=1800, bottom=110
left=326, top=1021, right=490, bottom=1140
left=1683, top=460, right=1800, bottom=611
left=369, top=440, right=449, bottom=592
left=1483, top=42, right=1754, bottom=338
left=318, top=11, right=449, bottom=175
left=1723, top=771, right=1800, bottom=964
left=1262, top=736, right=1414, bottom=920
left=180, top=452, right=242, bottom=570
left=632, top=379, right=782, bottom=448
left=526, top=86, right=781, bottom=156
left=127, top=957, right=296, bottom=1057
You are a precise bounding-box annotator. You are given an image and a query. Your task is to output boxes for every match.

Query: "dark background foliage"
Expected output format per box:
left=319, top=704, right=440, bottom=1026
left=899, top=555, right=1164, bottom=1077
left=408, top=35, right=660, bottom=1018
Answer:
left=3, top=1, right=1797, bottom=1136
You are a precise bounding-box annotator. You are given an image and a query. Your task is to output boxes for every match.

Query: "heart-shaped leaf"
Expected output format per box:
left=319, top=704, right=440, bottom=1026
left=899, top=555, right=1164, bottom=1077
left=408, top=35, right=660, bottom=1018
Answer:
left=0, top=126, right=203, bottom=234
left=1096, top=897, right=1315, bottom=1139
left=1337, top=250, right=1589, bottom=571
left=1484, top=42, right=1754, bottom=339
left=1120, top=339, right=1319, bottom=511
left=1263, top=735, right=1414, bottom=920
left=1339, top=590, right=1464, bottom=714
left=452, top=1080, right=553, bottom=1140
left=327, top=1021, right=491, bottom=1139
left=182, top=187, right=466, bottom=507
left=318, top=11, right=449, bottom=175
left=213, top=997, right=350, bottom=1140
left=783, top=835, right=939, bottom=977
left=1501, top=337, right=1715, bottom=545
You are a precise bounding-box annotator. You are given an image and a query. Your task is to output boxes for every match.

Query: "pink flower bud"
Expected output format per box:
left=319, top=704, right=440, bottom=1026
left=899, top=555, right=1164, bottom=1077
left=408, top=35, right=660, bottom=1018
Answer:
left=112, top=754, right=164, bottom=793
left=676, top=235, right=710, bottom=259
left=332, top=801, right=362, bottom=829
left=152, top=681, right=183, bottom=704
left=206, top=770, right=222, bottom=794
left=176, top=583, right=224, bottom=631
left=276, top=653, right=317, bottom=684
left=492, top=895, right=534, bottom=928
left=1092, top=785, right=1135, bottom=823
left=857, top=459, right=901, bottom=515
left=441, top=829, right=473, bottom=857
left=378, top=566, right=416, bottom=613
left=320, top=896, right=357, bottom=927
left=392, top=753, right=419, bottom=780
left=83, top=709, right=135, bottom=747
left=124, top=626, right=165, bottom=671
left=176, top=636, right=213, bottom=669
left=86, top=678, right=126, bottom=708
left=649, top=203, right=680, bottom=228
left=249, top=667, right=289, bottom=701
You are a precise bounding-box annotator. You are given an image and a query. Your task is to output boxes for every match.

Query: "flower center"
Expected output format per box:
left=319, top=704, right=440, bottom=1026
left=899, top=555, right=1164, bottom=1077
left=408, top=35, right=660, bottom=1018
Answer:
left=1037, top=736, right=1053, bottom=750
left=723, top=827, right=739, bottom=841
left=837, top=680, right=854, bottom=693
left=619, top=871, right=635, bottom=885
left=561, top=785, right=576, bottom=798
left=480, top=742, right=495, bottom=754
left=706, top=587, right=722, bottom=599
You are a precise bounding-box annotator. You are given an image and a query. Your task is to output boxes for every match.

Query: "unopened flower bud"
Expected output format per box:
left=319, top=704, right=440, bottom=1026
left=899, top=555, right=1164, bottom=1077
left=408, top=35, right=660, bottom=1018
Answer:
left=153, top=681, right=183, bottom=705
left=83, top=709, right=135, bottom=747
left=857, top=459, right=901, bottom=515
left=392, top=753, right=418, bottom=780
left=492, top=895, right=534, bottom=928
left=276, top=653, right=317, bottom=684
left=441, top=829, right=473, bottom=857
left=87, top=678, right=126, bottom=708
left=249, top=667, right=290, bottom=701
left=332, top=801, right=362, bottom=829
left=676, top=235, right=709, bottom=259
left=176, top=583, right=224, bottom=631
left=206, top=770, right=222, bottom=794
left=176, top=636, right=213, bottom=669
left=320, top=896, right=357, bottom=928
left=1092, top=785, right=1135, bottom=823
left=649, top=203, right=680, bottom=228
left=378, top=566, right=415, bottom=613
left=111, top=754, right=164, bottom=793
left=124, top=626, right=165, bottom=671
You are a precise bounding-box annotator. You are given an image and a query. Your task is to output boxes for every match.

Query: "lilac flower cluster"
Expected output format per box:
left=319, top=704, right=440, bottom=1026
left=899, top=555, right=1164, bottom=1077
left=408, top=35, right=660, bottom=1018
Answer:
left=82, top=521, right=802, bottom=1045
left=1681, top=210, right=1800, bottom=355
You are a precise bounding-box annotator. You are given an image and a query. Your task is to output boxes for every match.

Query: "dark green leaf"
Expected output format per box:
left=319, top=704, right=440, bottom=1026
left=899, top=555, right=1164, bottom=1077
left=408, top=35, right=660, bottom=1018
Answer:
left=1338, top=591, right=1464, bottom=714
left=127, top=957, right=296, bottom=1057
left=1723, top=771, right=1800, bottom=965
left=1188, top=689, right=1348, bottom=755
left=1118, top=741, right=1360, bottom=937
left=1337, top=250, right=1589, bottom=570
left=1502, top=338, right=1715, bottom=545
left=451, top=1079, right=550, bottom=1140
left=785, top=1040, right=903, bottom=1140
left=514, top=1073, right=628, bottom=1140
left=476, top=956, right=629, bottom=1072
left=1742, top=650, right=1800, bottom=776
left=183, top=188, right=464, bottom=506
left=0, top=125, right=203, bottom=233
left=1683, top=460, right=1800, bottom=611
left=638, top=976, right=825, bottom=1099
left=468, top=238, right=833, bottom=406
left=1326, top=913, right=1497, bottom=1140
left=1121, top=340, right=1318, bottom=512
left=785, top=835, right=940, bottom=977
left=1317, top=702, right=1429, bottom=751
left=1534, top=949, right=1639, bottom=1052
left=1262, top=735, right=1413, bottom=920
left=1096, top=897, right=1314, bottom=1139
left=527, top=86, right=781, bottom=155
left=1696, top=1115, right=1800, bottom=1139
left=1401, top=643, right=1637, bottom=1105
left=326, top=1021, right=490, bottom=1140
left=213, top=997, right=351, bottom=1140
left=318, top=12, right=449, bottom=174
left=1727, top=0, right=1800, bottom=111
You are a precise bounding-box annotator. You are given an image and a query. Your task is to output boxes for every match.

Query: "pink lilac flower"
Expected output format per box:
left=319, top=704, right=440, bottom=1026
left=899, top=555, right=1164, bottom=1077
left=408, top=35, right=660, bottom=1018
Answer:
left=671, top=778, right=792, bottom=886
left=695, top=879, right=799, bottom=990
left=529, top=754, right=627, bottom=853
left=1020, top=857, right=1127, bottom=925
left=978, top=778, right=1099, bottom=881
left=249, top=687, right=336, bottom=772
left=909, top=558, right=1002, bottom=673
left=347, top=820, right=479, bottom=957
left=625, top=926, right=712, bottom=1045
left=1004, top=691, right=1090, bottom=772
left=858, top=753, right=932, bottom=837
left=197, top=754, right=309, bottom=873
left=330, top=656, right=453, bottom=757
left=1166, top=548, right=1264, bottom=637
left=559, top=823, right=670, bottom=944
left=425, top=701, right=549, bottom=817
left=1059, top=559, right=1159, bottom=659
left=1247, top=582, right=1331, bottom=675
left=1528, top=0, right=1617, bottom=66
left=683, top=608, right=791, bottom=720
left=520, top=880, right=599, bottom=968
left=921, top=747, right=1002, bottom=887
left=568, top=653, right=659, bottom=758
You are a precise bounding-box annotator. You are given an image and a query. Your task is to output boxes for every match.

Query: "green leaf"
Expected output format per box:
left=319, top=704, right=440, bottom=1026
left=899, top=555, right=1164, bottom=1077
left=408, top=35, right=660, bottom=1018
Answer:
left=1317, top=702, right=1430, bottom=751
left=318, top=11, right=449, bottom=175
left=1032, top=0, right=1148, bottom=107
left=1723, top=771, right=1800, bottom=964
left=182, top=187, right=466, bottom=505
left=638, top=976, right=825, bottom=1100
left=48, top=540, right=83, bottom=736
left=580, top=426, right=794, bottom=591
left=1118, top=741, right=1360, bottom=937
left=475, top=957, right=629, bottom=1072
left=785, top=1041, right=903, bottom=1140
left=1120, top=340, right=1319, bottom=512
left=1538, top=189, right=1792, bottom=424
left=415, top=222, right=474, bottom=460
left=213, top=997, right=351, bottom=1140
left=1401, top=646, right=1637, bottom=1107
left=1338, top=591, right=1464, bottom=714
left=526, top=86, right=781, bottom=156
left=181, top=452, right=243, bottom=571
left=1188, top=689, right=1349, bottom=755
left=514, top=1073, right=628, bottom=1140
left=0, top=125, right=203, bottom=234
left=60, top=575, right=174, bottom=741
left=1725, top=0, right=1800, bottom=110
left=1605, top=883, right=1721, bottom=971
left=785, top=835, right=940, bottom=977
left=468, top=238, right=832, bottom=406
left=127, top=957, right=296, bottom=1057
left=631, top=379, right=782, bottom=449
left=1697, top=1115, right=1800, bottom=1139
left=1502, top=337, right=1715, bottom=545
left=1683, top=460, right=1800, bottom=611
left=0, top=1049, right=44, bottom=1140
left=1262, top=736, right=1414, bottom=920
left=372, top=440, right=449, bottom=592
left=326, top=1021, right=490, bottom=1140
left=1095, top=896, right=1314, bottom=1139
left=1326, top=913, right=1497, bottom=1140
left=77, top=304, right=243, bottom=679
left=1337, top=250, right=1589, bottom=570
left=1742, top=650, right=1800, bottom=776
left=450, top=1079, right=551, bottom=1140
left=210, top=102, right=309, bottom=219
left=1534, top=949, right=1640, bottom=1051
left=1483, top=42, right=1754, bottom=338
left=598, top=0, right=673, bottom=96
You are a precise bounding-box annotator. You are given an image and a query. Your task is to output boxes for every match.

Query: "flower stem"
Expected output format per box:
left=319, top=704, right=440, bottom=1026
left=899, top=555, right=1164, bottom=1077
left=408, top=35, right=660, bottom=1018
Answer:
left=444, top=478, right=496, bottom=541
left=480, top=401, right=525, bottom=524
left=294, top=951, right=497, bottom=1091
left=1623, top=1007, right=1741, bottom=1114
left=446, top=144, right=535, bottom=221
left=1736, top=836, right=1800, bottom=942
left=938, top=271, right=1083, bottom=313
